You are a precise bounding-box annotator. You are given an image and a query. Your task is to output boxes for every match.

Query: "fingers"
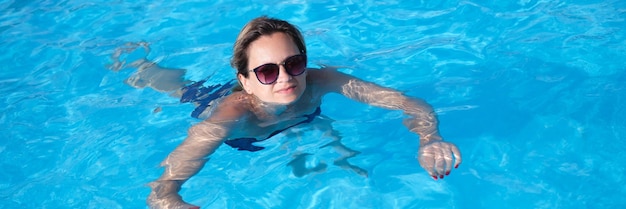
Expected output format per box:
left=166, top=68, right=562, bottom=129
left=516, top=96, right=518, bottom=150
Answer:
left=417, top=148, right=437, bottom=179
left=450, top=144, right=462, bottom=169
left=434, top=148, right=446, bottom=179
left=443, top=147, right=453, bottom=176
left=419, top=142, right=462, bottom=181
left=184, top=203, right=200, bottom=209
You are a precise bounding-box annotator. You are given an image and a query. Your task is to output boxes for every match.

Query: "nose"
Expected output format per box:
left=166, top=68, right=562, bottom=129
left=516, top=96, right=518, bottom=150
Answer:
left=275, top=64, right=292, bottom=83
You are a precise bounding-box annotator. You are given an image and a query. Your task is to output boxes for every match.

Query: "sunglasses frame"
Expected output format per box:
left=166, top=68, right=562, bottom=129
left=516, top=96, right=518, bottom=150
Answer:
left=248, top=54, right=307, bottom=85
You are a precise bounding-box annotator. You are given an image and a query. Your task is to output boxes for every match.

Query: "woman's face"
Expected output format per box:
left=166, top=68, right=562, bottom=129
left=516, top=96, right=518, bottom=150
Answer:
left=239, top=32, right=307, bottom=105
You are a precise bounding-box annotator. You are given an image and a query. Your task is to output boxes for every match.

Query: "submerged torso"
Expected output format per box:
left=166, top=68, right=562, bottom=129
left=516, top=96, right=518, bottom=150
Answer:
left=227, top=84, right=323, bottom=141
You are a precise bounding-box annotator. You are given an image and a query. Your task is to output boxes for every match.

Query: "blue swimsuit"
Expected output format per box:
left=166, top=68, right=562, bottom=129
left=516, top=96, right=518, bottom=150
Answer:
left=179, top=79, right=235, bottom=118
left=180, top=80, right=321, bottom=152
left=224, top=107, right=321, bottom=152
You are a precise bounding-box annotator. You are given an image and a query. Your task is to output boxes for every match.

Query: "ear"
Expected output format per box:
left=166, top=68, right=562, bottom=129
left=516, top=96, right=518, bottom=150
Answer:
left=237, top=73, right=253, bottom=94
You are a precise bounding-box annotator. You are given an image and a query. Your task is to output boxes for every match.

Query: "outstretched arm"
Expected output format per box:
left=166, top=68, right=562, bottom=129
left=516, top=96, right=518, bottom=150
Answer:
left=147, top=96, right=246, bottom=208
left=310, top=67, right=461, bottom=180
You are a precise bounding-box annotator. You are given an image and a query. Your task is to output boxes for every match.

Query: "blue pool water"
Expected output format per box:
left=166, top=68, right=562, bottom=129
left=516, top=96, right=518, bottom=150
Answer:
left=1, top=0, right=625, bottom=208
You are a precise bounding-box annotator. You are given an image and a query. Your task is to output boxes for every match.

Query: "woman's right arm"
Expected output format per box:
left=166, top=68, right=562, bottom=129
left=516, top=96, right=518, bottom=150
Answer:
left=147, top=95, right=247, bottom=209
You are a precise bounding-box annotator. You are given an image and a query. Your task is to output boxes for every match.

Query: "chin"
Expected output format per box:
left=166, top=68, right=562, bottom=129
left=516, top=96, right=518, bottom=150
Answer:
left=274, top=97, right=298, bottom=105
left=272, top=88, right=304, bottom=104
left=274, top=92, right=303, bottom=105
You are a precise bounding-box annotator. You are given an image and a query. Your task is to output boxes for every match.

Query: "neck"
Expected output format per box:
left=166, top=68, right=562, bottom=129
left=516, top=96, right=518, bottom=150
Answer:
left=254, top=97, right=292, bottom=116
left=263, top=101, right=296, bottom=115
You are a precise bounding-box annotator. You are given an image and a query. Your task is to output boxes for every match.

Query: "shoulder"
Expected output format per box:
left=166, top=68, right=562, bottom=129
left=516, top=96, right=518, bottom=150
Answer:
left=307, top=66, right=338, bottom=80
left=204, top=91, right=252, bottom=122
left=306, top=67, right=358, bottom=94
left=219, top=91, right=254, bottom=111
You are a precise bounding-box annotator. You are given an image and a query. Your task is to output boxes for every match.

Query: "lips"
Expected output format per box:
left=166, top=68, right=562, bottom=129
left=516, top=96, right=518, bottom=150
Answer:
left=275, top=85, right=297, bottom=93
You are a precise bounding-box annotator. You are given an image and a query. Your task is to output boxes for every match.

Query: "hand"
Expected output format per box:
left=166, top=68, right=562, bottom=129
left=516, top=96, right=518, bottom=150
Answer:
left=147, top=192, right=200, bottom=209
left=417, top=140, right=462, bottom=180
left=147, top=181, right=201, bottom=209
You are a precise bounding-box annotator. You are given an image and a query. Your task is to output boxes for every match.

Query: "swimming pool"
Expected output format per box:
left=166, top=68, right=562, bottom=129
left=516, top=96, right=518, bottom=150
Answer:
left=1, top=0, right=625, bottom=208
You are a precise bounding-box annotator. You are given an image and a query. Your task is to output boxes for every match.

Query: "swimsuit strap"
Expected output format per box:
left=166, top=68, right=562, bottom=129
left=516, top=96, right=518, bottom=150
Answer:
left=265, top=107, right=321, bottom=139
left=180, top=80, right=235, bottom=118
left=224, top=107, right=322, bottom=152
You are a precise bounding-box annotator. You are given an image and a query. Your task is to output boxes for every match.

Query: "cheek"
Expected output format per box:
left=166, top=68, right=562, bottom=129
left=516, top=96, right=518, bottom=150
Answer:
left=298, top=73, right=308, bottom=86
left=238, top=75, right=253, bottom=93
left=253, top=83, right=273, bottom=96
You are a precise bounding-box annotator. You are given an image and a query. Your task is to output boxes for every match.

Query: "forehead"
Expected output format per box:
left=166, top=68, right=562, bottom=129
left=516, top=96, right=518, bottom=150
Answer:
left=247, top=32, right=300, bottom=66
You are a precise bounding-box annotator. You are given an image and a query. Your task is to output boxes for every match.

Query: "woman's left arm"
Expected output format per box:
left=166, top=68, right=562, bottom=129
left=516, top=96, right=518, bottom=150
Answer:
left=311, top=67, right=462, bottom=180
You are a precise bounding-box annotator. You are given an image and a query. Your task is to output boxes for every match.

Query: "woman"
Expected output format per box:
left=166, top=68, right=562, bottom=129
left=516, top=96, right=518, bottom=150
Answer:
left=146, top=16, right=461, bottom=209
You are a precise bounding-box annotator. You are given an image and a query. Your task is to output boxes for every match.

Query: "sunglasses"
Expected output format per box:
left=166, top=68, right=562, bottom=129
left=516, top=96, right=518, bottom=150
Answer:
left=249, top=54, right=307, bottom=85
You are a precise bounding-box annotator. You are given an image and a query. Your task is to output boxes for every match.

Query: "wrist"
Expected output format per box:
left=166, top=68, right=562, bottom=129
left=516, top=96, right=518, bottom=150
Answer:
left=149, top=180, right=183, bottom=198
left=420, top=134, right=442, bottom=146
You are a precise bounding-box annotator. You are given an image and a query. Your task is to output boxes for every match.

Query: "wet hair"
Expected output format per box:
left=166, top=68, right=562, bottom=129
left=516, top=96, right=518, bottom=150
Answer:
left=231, top=16, right=306, bottom=78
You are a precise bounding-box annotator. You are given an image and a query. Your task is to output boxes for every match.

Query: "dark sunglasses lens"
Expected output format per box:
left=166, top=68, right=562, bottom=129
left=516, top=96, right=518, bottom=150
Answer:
left=255, top=64, right=279, bottom=84
left=284, top=55, right=307, bottom=76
